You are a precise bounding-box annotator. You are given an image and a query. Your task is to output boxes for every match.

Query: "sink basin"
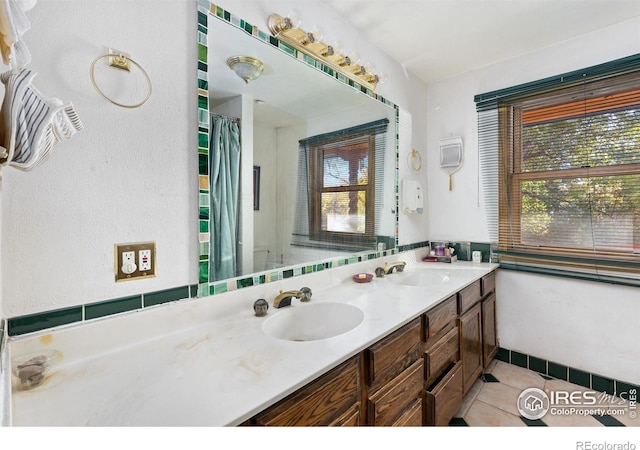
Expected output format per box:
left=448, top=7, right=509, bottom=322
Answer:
left=262, top=302, right=364, bottom=342
left=386, top=270, right=451, bottom=287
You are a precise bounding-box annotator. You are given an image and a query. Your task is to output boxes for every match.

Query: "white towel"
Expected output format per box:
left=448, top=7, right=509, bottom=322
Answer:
left=0, top=0, right=36, bottom=67
left=0, top=68, right=83, bottom=171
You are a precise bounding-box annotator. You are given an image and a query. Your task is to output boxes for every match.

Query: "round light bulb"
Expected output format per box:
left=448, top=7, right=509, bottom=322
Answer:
left=346, top=51, right=360, bottom=66
left=330, top=40, right=344, bottom=55
left=375, top=72, right=388, bottom=84
left=308, top=25, right=324, bottom=43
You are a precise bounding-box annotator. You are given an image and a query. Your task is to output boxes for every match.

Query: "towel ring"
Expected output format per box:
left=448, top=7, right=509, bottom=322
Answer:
left=90, top=53, right=152, bottom=108
left=408, top=148, right=422, bottom=171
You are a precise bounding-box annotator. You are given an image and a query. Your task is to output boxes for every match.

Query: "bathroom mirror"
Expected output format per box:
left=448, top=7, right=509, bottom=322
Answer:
left=198, top=3, right=399, bottom=293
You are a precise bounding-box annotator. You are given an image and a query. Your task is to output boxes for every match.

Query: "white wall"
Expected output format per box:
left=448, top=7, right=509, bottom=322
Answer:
left=253, top=122, right=278, bottom=271
left=1, top=0, right=198, bottom=317
left=426, top=17, right=640, bottom=384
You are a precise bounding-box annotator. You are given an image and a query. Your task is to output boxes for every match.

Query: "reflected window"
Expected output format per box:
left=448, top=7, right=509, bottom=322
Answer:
left=310, top=134, right=374, bottom=243
left=293, top=119, right=388, bottom=249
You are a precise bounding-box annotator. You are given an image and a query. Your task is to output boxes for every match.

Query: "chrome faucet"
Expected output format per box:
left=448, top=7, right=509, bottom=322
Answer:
left=384, top=261, right=406, bottom=274
left=273, top=287, right=312, bottom=308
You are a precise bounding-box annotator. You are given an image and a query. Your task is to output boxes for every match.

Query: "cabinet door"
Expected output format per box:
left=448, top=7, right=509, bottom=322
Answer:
left=459, top=303, right=483, bottom=395
left=482, top=293, right=497, bottom=368
left=253, top=356, right=360, bottom=426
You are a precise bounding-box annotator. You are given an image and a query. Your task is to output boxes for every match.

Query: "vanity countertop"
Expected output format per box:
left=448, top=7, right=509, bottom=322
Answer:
left=8, top=254, right=498, bottom=426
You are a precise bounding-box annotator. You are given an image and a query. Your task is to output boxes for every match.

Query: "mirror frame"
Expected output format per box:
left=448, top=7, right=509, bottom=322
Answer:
left=196, top=1, right=400, bottom=297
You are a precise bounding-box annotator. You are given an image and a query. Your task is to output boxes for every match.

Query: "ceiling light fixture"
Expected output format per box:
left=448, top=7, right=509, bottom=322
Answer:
left=267, top=12, right=386, bottom=91
left=227, top=56, right=265, bottom=84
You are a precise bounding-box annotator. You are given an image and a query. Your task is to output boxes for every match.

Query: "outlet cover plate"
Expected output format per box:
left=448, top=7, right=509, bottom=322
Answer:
left=115, top=242, right=156, bottom=282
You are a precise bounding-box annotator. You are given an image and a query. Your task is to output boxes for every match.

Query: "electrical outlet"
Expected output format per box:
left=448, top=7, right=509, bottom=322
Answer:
left=115, top=242, right=156, bottom=282
left=139, top=249, right=151, bottom=271
left=121, top=251, right=136, bottom=274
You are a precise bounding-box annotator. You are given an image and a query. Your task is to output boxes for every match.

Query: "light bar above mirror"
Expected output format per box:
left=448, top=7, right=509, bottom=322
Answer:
left=267, top=11, right=387, bottom=91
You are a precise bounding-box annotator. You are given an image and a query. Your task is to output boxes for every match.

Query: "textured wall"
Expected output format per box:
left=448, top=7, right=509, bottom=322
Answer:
left=1, top=0, right=198, bottom=317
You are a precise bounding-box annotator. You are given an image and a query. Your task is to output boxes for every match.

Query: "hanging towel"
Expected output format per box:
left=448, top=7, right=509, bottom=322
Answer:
left=0, top=68, right=83, bottom=171
left=0, top=0, right=36, bottom=67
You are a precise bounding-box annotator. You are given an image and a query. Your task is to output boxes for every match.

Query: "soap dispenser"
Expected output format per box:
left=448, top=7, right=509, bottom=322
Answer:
left=402, top=179, right=424, bottom=214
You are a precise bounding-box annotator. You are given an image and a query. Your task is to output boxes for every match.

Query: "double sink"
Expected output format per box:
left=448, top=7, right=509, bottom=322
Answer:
left=261, top=265, right=453, bottom=342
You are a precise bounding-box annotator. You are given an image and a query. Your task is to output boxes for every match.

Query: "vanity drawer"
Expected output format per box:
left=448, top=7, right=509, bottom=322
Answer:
left=424, top=361, right=463, bottom=426
left=458, top=280, right=482, bottom=314
left=364, top=317, right=422, bottom=390
left=424, top=326, right=459, bottom=388
left=393, top=398, right=423, bottom=426
left=253, top=356, right=360, bottom=426
left=367, top=359, right=424, bottom=426
left=423, top=294, right=457, bottom=342
left=329, top=403, right=361, bottom=426
left=481, top=271, right=496, bottom=297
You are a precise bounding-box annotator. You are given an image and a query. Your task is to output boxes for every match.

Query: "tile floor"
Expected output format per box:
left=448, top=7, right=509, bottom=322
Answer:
left=451, top=360, right=639, bottom=427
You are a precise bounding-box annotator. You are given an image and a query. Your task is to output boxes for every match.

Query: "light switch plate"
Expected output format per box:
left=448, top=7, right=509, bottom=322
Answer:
left=114, top=242, right=156, bottom=282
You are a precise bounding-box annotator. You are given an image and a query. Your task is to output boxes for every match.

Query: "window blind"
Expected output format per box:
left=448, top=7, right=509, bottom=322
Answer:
left=476, top=53, right=640, bottom=286
left=478, top=108, right=499, bottom=243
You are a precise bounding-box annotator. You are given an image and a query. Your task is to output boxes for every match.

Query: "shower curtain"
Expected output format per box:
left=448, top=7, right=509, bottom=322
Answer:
left=209, top=115, right=241, bottom=281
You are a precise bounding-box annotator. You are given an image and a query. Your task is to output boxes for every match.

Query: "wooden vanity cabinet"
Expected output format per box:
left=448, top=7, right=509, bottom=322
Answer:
left=363, top=317, right=424, bottom=426
left=249, top=270, right=498, bottom=427
left=252, top=356, right=361, bottom=426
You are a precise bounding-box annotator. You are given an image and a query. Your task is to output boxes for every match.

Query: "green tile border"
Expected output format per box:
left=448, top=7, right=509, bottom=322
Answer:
left=6, top=285, right=194, bottom=337
left=85, top=295, right=142, bottom=320
left=143, top=286, right=191, bottom=308
left=497, top=347, right=638, bottom=398
left=8, top=307, right=83, bottom=336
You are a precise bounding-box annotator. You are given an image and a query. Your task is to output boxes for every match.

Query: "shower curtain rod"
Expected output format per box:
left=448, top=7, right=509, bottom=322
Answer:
left=210, top=112, right=240, bottom=122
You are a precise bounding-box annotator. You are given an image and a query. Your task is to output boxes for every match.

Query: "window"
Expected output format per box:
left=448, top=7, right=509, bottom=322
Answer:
left=294, top=119, right=388, bottom=249
left=309, top=133, right=375, bottom=245
left=476, top=55, right=640, bottom=284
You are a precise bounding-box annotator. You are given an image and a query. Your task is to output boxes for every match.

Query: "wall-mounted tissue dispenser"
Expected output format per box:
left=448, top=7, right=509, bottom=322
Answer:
left=402, top=179, right=424, bottom=214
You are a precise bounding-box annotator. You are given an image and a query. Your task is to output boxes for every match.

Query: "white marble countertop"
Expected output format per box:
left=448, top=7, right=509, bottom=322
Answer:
left=8, top=252, right=498, bottom=426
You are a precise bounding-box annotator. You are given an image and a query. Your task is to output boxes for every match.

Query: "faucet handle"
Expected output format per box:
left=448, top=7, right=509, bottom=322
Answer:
left=299, top=287, right=312, bottom=302
left=253, top=299, right=269, bottom=317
